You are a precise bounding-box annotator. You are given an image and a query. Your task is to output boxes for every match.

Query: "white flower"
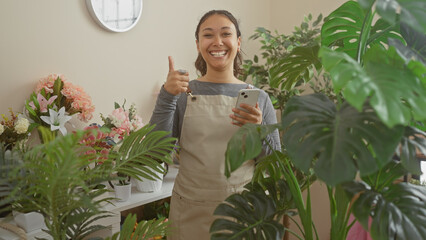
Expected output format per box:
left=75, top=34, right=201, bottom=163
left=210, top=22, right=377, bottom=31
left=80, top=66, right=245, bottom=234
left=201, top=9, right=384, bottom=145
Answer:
left=0, top=124, right=4, bottom=135
left=40, top=107, right=72, bottom=135
left=14, top=118, right=30, bottom=134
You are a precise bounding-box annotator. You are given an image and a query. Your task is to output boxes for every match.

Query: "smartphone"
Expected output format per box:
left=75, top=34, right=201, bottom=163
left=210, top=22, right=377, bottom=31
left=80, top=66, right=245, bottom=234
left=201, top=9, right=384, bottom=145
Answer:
left=233, top=89, right=260, bottom=123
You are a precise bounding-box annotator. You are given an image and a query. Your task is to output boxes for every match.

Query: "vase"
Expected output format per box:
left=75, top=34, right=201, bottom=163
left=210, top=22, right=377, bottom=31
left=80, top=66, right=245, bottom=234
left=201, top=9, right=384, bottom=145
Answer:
left=13, top=211, right=45, bottom=233
left=134, top=163, right=165, bottom=193
left=114, top=183, right=132, bottom=202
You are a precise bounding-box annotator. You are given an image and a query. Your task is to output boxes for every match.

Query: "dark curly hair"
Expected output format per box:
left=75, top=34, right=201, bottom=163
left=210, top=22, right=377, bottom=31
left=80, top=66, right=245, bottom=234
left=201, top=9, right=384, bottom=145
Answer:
left=194, top=10, right=243, bottom=78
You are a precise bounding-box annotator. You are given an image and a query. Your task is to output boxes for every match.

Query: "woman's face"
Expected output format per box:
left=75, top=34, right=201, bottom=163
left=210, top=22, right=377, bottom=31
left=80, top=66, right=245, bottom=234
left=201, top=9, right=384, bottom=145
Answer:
left=196, top=14, right=241, bottom=74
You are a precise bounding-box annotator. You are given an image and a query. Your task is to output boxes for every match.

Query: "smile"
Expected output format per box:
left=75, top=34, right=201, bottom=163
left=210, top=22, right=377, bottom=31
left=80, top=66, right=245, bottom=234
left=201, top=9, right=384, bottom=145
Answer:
left=209, top=50, right=227, bottom=57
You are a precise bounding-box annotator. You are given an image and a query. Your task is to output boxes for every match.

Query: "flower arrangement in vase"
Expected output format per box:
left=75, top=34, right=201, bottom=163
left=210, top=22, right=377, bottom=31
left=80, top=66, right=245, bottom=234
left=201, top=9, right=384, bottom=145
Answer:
left=96, top=101, right=144, bottom=201
left=24, top=74, right=95, bottom=142
left=0, top=109, right=30, bottom=150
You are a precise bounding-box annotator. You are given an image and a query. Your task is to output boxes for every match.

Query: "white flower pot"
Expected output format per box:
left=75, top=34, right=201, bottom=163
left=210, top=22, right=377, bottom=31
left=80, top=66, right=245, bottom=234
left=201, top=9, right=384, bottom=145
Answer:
left=114, top=183, right=132, bottom=202
left=13, top=211, right=45, bottom=233
left=134, top=163, right=165, bottom=193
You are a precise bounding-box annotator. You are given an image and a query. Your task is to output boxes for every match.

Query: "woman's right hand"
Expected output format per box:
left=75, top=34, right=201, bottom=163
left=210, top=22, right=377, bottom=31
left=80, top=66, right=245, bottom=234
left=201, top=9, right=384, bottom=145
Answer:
left=164, top=56, right=190, bottom=96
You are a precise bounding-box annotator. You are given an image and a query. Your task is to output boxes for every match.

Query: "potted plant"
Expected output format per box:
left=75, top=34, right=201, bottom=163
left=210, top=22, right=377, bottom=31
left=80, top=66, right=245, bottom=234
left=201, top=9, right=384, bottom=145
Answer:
left=210, top=0, right=426, bottom=239
left=100, top=101, right=171, bottom=194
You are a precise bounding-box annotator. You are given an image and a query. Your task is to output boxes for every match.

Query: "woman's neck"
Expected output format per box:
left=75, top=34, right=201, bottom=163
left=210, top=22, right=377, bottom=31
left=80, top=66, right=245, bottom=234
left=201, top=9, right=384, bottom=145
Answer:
left=199, top=70, right=243, bottom=84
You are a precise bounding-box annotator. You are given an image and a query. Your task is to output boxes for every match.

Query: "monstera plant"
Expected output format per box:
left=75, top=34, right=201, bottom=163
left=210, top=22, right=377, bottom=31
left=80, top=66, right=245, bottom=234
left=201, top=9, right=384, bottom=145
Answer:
left=211, top=0, right=426, bottom=240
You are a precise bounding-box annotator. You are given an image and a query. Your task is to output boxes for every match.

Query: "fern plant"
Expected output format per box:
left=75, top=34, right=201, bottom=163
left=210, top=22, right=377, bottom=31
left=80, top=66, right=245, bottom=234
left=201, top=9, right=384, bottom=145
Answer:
left=211, top=0, right=426, bottom=239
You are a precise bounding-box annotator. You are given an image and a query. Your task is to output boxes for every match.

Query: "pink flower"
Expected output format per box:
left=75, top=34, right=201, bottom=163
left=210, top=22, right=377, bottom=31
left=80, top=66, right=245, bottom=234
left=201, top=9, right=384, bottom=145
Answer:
left=109, top=108, right=131, bottom=136
left=29, top=93, right=57, bottom=113
left=130, top=115, right=144, bottom=131
left=35, top=74, right=65, bottom=94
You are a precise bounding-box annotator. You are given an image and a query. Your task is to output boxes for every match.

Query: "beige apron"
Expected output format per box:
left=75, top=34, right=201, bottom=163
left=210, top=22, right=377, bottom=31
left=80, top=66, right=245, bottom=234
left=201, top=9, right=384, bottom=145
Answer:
left=168, top=94, right=255, bottom=240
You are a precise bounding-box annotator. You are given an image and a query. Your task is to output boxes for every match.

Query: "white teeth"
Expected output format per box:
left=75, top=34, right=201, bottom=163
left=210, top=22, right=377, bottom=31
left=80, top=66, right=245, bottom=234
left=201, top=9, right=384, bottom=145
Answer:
left=210, top=51, right=227, bottom=57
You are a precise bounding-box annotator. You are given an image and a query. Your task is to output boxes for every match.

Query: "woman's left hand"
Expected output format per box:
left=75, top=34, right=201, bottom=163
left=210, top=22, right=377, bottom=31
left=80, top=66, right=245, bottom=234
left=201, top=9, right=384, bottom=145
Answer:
left=230, top=103, right=262, bottom=127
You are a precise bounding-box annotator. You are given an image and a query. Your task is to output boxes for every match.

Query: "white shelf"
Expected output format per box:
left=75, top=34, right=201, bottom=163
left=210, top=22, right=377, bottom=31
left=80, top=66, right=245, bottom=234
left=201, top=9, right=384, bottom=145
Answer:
left=104, top=164, right=178, bottom=212
left=0, top=165, right=179, bottom=239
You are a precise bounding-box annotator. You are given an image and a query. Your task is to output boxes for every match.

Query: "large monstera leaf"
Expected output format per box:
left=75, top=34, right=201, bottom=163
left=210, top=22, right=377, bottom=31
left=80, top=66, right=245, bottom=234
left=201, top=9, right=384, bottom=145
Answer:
left=282, top=93, right=403, bottom=186
left=320, top=46, right=426, bottom=128
left=269, top=45, right=322, bottom=91
left=321, top=1, right=402, bottom=60
left=210, top=182, right=284, bottom=240
left=343, top=161, right=426, bottom=240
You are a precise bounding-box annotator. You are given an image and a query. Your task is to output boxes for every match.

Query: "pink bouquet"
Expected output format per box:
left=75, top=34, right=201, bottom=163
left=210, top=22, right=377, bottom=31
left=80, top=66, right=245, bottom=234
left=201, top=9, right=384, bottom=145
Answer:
left=101, top=101, right=144, bottom=141
left=25, top=74, right=95, bottom=139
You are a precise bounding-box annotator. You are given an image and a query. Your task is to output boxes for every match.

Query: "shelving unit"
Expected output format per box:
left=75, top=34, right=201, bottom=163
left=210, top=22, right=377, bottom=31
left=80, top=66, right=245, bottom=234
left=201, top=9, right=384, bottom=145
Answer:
left=0, top=165, right=178, bottom=239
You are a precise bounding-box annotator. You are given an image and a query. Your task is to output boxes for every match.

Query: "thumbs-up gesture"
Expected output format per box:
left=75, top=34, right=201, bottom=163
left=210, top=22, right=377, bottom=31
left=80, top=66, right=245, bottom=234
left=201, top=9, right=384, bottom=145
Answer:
left=164, top=56, right=190, bottom=96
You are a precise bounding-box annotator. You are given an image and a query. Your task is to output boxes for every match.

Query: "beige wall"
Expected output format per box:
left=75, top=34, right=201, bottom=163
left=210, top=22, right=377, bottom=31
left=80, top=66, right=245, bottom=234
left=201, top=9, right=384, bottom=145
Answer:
left=0, top=0, right=344, bottom=239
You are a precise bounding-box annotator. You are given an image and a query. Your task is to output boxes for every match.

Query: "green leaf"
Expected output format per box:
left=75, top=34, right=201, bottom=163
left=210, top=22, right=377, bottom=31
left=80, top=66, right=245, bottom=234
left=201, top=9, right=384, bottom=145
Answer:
left=361, top=160, right=408, bottom=191
left=225, top=124, right=279, bottom=178
left=269, top=45, right=321, bottom=90
left=320, top=46, right=426, bottom=127
left=398, top=126, right=426, bottom=174
left=113, top=124, right=176, bottom=183
left=345, top=181, right=426, bottom=240
left=358, top=0, right=375, bottom=9
left=319, top=47, right=370, bottom=110
left=392, top=22, right=426, bottom=64
left=322, top=1, right=402, bottom=61
left=114, top=102, right=120, bottom=109
left=321, top=1, right=368, bottom=59
left=53, top=76, right=63, bottom=107
left=364, top=45, right=426, bottom=126
left=211, top=185, right=284, bottom=240
left=282, top=94, right=403, bottom=186
left=376, top=0, right=426, bottom=34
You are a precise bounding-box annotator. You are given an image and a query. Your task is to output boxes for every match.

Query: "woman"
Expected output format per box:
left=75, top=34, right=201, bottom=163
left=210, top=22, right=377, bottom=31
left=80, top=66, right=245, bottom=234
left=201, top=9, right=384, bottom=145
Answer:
left=150, top=10, right=280, bottom=239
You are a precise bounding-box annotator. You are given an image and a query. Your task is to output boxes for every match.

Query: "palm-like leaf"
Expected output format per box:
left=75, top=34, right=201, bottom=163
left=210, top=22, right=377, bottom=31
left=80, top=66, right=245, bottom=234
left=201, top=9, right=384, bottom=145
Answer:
left=106, top=214, right=170, bottom=240
left=282, top=93, right=403, bottom=186
left=114, top=124, right=176, bottom=181
left=0, top=145, right=23, bottom=216
left=343, top=160, right=426, bottom=240
left=269, top=45, right=322, bottom=91
left=4, top=132, right=115, bottom=239
left=320, top=46, right=426, bottom=128
left=210, top=184, right=284, bottom=240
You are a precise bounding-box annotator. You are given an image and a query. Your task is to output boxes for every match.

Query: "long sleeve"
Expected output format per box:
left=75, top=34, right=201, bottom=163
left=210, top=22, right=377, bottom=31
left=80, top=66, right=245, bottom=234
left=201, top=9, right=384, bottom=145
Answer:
left=149, top=86, right=181, bottom=138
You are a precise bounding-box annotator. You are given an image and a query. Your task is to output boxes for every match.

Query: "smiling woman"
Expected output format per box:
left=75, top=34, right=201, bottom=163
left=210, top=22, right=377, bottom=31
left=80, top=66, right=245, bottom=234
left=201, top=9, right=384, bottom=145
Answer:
left=86, top=0, right=143, bottom=32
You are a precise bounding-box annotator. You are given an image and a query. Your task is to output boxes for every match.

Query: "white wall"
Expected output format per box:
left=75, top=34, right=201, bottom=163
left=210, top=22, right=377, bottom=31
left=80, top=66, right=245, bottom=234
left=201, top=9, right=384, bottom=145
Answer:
left=0, top=0, right=345, bottom=239
left=0, top=0, right=272, bottom=127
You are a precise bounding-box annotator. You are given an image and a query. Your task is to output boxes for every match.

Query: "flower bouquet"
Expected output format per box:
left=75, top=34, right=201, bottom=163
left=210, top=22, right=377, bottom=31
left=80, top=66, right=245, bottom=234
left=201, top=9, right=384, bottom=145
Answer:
left=100, top=101, right=144, bottom=143
left=0, top=109, right=30, bottom=150
left=25, top=74, right=95, bottom=143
